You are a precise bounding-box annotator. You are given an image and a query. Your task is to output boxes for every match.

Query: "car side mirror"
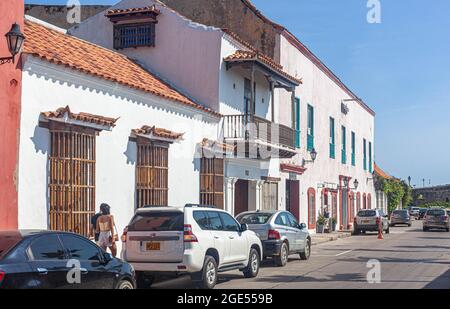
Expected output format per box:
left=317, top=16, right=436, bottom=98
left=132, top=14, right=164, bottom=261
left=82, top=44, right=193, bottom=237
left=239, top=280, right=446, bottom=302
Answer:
left=299, top=223, right=307, bottom=230
left=240, top=223, right=248, bottom=232
left=103, top=252, right=113, bottom=264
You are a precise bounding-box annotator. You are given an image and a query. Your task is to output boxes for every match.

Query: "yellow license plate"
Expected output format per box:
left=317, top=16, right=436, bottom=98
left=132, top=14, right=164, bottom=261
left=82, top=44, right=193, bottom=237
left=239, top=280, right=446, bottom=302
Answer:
left=146, top=242, right=160, bottom=251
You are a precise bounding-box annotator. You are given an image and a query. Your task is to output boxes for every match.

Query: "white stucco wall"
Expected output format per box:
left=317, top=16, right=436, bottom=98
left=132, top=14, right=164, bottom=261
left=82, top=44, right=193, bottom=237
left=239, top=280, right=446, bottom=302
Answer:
left=277, top=34, right=376, bottom=230
left=69, top=0, right=222, bottom=111
left=18, top=56, right=219, bottom=237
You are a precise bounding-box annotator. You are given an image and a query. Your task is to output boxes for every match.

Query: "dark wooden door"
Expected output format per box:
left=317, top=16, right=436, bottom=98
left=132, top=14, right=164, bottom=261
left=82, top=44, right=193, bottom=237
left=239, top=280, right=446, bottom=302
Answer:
left=286, top=180, right=300, bottom=221
left=234, top=180, right=248, bottom=216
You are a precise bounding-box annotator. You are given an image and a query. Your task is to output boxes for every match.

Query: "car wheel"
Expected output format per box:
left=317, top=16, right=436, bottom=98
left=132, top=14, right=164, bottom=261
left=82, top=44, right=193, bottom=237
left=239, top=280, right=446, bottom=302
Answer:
left=299, top=238, right=311, bottom=260
left=194, top=255, right=218, bottom=289
left=136, top=272, right=154, bottom=289
left=352, top=229, right=360, bottom=236
left=116, top=279, right=135, bottom=289
left=423, top=227, right=428, bottom=232
left=274, top=242, right=288, bottom=267
left=446, top=228, right=449, bottom=232
left=385, top=226, right=390, bottom=234
left=242, top=248, right=260, bottom=278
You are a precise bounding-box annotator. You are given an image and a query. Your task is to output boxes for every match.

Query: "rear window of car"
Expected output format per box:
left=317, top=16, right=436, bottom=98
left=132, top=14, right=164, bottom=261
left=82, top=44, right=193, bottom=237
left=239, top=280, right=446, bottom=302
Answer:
left=358, top=210, right=377, bottom=217
left=393, top=210, right=408, bottom=216
left=0, top=233, right=22, bottom=260
left=128, top=211, right=184, bottom=231
left=427, top=209, right=445, bottom=216
left=237, top=213, right=273, bottom=225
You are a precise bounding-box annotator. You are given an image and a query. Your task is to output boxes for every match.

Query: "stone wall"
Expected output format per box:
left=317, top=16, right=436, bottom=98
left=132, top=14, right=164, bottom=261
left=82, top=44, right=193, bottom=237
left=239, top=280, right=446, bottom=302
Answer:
left=412, top=185, right=450, bottom=206
left=25, top=5, right=109, bottom=29
left=159, top=0, right=279, bottom=58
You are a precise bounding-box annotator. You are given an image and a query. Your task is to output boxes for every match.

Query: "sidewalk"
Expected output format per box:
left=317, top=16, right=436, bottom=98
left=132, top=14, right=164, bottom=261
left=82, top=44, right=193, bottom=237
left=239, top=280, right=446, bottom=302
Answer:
left=311, top=231, right=352, bottom=245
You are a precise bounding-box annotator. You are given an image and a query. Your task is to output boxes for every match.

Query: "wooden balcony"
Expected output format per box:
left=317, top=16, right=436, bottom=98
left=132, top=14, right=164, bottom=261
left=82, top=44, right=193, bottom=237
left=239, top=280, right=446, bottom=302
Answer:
left=223, top=114, right=297, bottom=158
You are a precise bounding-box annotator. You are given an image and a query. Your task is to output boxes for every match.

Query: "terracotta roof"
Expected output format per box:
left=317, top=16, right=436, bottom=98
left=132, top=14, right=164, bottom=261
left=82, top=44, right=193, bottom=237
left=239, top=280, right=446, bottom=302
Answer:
left=23, top=20, right=220, bottom=117
left=224, top=50, right=302, bottom=85
left=374, top=163, right=393, bottom=180
left=132, top=125, right=184, bottom=140
left=201, top=138, right=235, bottom=154
left=41, top=106, right=118, bottom=128
left=105, top=5, right=160, bottom=17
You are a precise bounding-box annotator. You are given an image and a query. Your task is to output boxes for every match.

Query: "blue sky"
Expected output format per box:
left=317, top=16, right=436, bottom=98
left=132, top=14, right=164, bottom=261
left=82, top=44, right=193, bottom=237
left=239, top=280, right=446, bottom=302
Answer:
left=26, top=0, right=450, bottom=187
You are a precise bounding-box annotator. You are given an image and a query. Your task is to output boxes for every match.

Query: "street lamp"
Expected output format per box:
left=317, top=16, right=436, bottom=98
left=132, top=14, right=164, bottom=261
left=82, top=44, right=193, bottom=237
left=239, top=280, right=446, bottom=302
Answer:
left=302, top=148, right=317, bottom=167
left=0, top=23, right=25, bottom=65
left=353, top=179, right=359, bottom=190
left=408, top=176, right=411, bottom=187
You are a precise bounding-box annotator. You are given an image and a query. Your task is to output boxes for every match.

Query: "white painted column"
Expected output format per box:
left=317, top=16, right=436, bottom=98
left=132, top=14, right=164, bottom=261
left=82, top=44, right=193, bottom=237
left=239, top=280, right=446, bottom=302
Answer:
left=225, top=177, right=238, bottom=215
left=255, top=180, right=265, bottom=211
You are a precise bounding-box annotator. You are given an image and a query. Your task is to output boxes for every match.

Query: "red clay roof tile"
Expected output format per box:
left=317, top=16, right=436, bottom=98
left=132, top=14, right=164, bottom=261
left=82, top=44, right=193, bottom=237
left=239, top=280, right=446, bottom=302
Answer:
left=41, top=106, right=119, bottom=127
left=132, top=125, right=184, bottom=140
left=23, top=20, right=220, bottom=117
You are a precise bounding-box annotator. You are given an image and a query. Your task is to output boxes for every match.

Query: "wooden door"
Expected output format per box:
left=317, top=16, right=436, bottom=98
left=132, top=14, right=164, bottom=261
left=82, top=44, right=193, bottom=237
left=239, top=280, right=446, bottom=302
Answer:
left=234, top=180, right=248, bottom=216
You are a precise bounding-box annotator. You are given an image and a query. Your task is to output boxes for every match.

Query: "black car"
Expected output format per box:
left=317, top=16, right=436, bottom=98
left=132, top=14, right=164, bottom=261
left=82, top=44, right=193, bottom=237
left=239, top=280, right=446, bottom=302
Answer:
left=418, top=208, right=428, bottom=220
left=0, top=230, right=135, bottom=289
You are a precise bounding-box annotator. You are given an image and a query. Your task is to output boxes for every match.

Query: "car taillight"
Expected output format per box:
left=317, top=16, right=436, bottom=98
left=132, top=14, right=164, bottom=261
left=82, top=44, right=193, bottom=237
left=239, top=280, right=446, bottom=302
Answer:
left=443, top=216, right=449, bottom=222
left=121, top=226, right=128, bottom=243
left=268, top=229, right=281, bottom=240
left=184, top=224, right=198, bottom=243
left=0, top=270, right=5, bottom=285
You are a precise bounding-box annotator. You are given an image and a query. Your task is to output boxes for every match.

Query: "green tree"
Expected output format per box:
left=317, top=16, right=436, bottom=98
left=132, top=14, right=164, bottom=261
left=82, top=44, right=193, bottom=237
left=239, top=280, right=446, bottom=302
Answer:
left=382, top=179, right=405, bottom=214
left=401, top=180, right=413, bottom=208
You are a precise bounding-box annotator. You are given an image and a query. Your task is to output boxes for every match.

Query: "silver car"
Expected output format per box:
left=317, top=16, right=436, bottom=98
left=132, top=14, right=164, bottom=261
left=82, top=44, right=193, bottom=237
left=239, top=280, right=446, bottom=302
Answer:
left=353, top=209, right=390, bottom=235
left=236, top=210, right=311, bottom=267
left=423, top=208, right=450, bottom=232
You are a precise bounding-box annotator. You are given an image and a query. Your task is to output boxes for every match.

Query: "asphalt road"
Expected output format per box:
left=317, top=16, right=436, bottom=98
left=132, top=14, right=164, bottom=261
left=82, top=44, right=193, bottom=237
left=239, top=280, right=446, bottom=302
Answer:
left=152, top=220, right=450, bottom=289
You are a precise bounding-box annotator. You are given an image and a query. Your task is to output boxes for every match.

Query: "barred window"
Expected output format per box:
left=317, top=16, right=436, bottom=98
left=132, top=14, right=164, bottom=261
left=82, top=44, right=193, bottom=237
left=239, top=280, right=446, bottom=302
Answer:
left=113, top=23, right=155, bottom=50
left=200, top=158, right=224, bottom=209
left=136, top=142, right=169, bottom=208
left=48, top=125, right=96, bottom=237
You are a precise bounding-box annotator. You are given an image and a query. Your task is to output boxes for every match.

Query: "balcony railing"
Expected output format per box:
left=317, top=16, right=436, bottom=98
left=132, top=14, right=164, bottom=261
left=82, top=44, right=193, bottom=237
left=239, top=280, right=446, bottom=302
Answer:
left=223, top=114, right=295, bottom=149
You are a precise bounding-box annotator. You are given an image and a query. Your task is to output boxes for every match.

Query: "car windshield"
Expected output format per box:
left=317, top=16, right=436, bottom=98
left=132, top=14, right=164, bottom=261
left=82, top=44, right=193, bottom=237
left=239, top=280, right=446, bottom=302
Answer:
left=237, top=213, right=273, bottom=224
left=128, top=211, right=184, bottom=231
left=427, top=209, right=445, bottom=216
left=0, top=232, right=23, bottom=260
left=358, top=210, right=377, bottom=217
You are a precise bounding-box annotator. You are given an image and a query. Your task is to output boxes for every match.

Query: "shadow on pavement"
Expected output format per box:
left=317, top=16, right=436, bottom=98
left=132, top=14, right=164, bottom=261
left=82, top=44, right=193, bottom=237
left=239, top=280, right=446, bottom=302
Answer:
left=424, top=268, right=450, bottom=289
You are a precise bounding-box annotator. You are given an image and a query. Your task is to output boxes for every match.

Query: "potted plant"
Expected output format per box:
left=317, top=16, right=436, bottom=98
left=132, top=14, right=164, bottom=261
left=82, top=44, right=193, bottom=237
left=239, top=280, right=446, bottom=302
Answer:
left=331, top=217, right=337, bottom=232
left=316, top=214, right=327, bottom=233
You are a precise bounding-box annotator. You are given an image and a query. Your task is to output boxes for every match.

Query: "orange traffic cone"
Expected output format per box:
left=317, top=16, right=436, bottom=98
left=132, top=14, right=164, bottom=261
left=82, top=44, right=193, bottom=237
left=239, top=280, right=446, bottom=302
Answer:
left=377, top=221, right=384, bottom=240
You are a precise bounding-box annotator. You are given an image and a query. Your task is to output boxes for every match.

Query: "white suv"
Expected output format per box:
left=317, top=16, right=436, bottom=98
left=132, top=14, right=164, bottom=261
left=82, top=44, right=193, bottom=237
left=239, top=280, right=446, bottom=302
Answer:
left=121, top=205, right=263, bottom=289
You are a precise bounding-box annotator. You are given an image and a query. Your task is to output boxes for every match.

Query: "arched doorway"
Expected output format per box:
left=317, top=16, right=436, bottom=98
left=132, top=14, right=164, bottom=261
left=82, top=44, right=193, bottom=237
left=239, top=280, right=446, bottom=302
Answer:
left=363, top=193, right=367, bottom=209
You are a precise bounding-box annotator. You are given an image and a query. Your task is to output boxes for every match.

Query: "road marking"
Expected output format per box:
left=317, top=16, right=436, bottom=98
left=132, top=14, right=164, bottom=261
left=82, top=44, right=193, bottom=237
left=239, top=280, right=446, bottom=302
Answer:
left=314, top=250, right=353, bottom=257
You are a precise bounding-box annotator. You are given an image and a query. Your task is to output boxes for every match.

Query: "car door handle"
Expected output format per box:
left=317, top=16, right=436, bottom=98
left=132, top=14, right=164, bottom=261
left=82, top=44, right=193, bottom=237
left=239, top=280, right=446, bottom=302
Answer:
left=214, top=236, right=220, bottom=239
left=229, top=236, right=235, bottom=239
left=80, top=268, right=88, bottom=274
left=37, top=268, right=48, bottom=275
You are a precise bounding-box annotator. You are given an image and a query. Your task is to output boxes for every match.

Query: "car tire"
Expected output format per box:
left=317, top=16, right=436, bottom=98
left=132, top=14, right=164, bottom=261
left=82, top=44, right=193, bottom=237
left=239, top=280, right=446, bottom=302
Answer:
left=136, top=272, right=154, bottom=289
left=299, top=238, right=311, bottom=260
left=274, top=242, right=289, bottom=267
left=116, top=279, right=135, bottom=289
left=446, top=228, right=449, bottom=232
left=352, top=229, right=360, bottom=236
left=242, top=248, right=260, bottom=278
left=385, top=226, right=390, bottom=234
left=423, top=227, right=428, bottom=232
left=193, top=255, right=218, bottom=289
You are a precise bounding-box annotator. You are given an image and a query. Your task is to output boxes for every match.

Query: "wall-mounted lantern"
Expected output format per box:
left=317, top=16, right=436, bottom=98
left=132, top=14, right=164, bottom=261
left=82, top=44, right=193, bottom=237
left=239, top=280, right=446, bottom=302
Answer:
left=302, top=148, right=317, bottom=167
left=0, top=23, right=25, bottom=65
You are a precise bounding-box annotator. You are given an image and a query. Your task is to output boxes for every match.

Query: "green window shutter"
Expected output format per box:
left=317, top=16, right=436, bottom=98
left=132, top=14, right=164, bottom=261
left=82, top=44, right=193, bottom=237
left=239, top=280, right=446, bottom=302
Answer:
left=329, top=117, right=335, bottom=159
left=307, top=104, right=314, bottom=151
left=369, top=142, right=373, bottom=172
left=295, top=98, right=301, bottom=148
left=351, top=132, right=356, bottom=166
left=363, top=139, right=367, bottom=171
left=341, top=126, right=347, bottom=164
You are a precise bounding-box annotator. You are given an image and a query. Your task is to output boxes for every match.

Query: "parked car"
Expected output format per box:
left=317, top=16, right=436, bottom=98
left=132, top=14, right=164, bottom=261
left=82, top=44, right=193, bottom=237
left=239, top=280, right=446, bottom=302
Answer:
left=353, top=209, right=390, bottom=235
left=235, top=210, right=311, bottom=267
left=0, top=230, right=135, bottom=289
left=390, top=209, right=412, bottom=227
left=408, top=207, right=420, bottom=219
left=418, top=208, right=428, bottom=220
left=423, top=208, right=449, bottom=232
left=121, top=205, right=263, bottom=289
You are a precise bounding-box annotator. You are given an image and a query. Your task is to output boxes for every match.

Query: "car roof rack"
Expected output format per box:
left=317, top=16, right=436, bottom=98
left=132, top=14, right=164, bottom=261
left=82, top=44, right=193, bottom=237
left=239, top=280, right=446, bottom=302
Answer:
left=184, top=204, right=216, bottom=209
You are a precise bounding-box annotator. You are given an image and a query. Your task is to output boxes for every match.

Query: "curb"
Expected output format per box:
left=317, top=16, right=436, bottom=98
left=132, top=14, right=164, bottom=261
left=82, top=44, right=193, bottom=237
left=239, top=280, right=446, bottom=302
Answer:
left=311, top=232, right=352, bottom=246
